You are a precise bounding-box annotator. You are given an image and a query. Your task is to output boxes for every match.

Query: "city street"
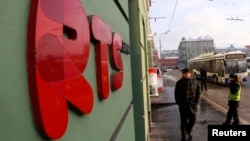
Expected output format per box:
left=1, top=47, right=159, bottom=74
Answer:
left=150, top=69, right=250, bottom=141
left=163, top=69, right=250, bottom=124
left=195, top=72, right=250, bottom=124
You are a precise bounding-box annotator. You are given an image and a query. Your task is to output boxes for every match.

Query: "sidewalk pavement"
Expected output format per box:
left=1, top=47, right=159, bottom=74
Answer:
left=149, top=87, right=226, bottom=141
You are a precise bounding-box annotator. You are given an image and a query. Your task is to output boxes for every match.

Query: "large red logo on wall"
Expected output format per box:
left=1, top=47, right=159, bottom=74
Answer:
left=27, top=0, right=127, bottom=139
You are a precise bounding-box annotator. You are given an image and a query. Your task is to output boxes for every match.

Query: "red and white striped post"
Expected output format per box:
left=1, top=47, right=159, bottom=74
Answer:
left=148, top=68, right=159, bottom=96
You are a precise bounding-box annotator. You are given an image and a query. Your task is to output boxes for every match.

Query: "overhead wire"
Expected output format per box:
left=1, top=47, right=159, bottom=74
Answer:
left=167, top=0, right=179, bottom=31
left=161, top=0, right=179, bottom=48
left=238, top=9, right=250, bottom=19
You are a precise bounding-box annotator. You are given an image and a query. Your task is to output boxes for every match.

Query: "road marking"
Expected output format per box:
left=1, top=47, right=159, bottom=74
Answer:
left=201, top=95, right=249, bottom=124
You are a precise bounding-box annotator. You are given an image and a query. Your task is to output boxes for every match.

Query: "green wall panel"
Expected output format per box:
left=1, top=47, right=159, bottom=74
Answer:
left=0, top=0, right=143, bottom=141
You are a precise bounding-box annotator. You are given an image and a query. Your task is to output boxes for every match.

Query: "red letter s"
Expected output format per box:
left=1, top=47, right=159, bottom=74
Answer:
left=110, top=33, right=124, bottom=90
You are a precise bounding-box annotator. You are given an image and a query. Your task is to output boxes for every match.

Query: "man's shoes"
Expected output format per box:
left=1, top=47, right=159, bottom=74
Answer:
left=188, top=134, right=192, bottom=139
left=181, top=134, right=186, bottom=141
left=233, top=119, right=240, bottom=125
left=222, top=121, right=230, bottom=126
left=188, top=134, right=192, bottom=140
left=181, top=136, right=186, bottom=141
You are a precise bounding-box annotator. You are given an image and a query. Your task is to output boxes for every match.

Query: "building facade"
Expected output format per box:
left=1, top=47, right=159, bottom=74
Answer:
left=0, top=0, right=153, bottom=141
left=161, top=50, right=179, bottom=58
left=178, top=37, right=215, bottom=68
left=215, top=44, right=250, bottom=57
left=177, top=40, right=250, bottom=69
left=161, top=57, right=179, bottom=69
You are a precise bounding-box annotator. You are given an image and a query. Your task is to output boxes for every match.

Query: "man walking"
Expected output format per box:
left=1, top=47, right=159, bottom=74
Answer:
left=200, top=67, right=207, bottom=92
left=174, top=68, right=201, bottom=141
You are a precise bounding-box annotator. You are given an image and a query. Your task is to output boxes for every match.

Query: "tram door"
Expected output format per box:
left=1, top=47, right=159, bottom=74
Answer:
left=216, top=60, right=225, bottom=80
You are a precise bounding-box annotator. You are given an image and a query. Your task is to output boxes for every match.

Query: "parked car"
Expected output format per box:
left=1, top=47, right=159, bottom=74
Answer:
left=162, top=68, right=167, bottom=73
left=162, top=66, right=174, bottom=72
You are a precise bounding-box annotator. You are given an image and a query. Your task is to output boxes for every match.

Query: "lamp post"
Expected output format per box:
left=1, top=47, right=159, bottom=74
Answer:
left=159, top=30, right=170, bottom=70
